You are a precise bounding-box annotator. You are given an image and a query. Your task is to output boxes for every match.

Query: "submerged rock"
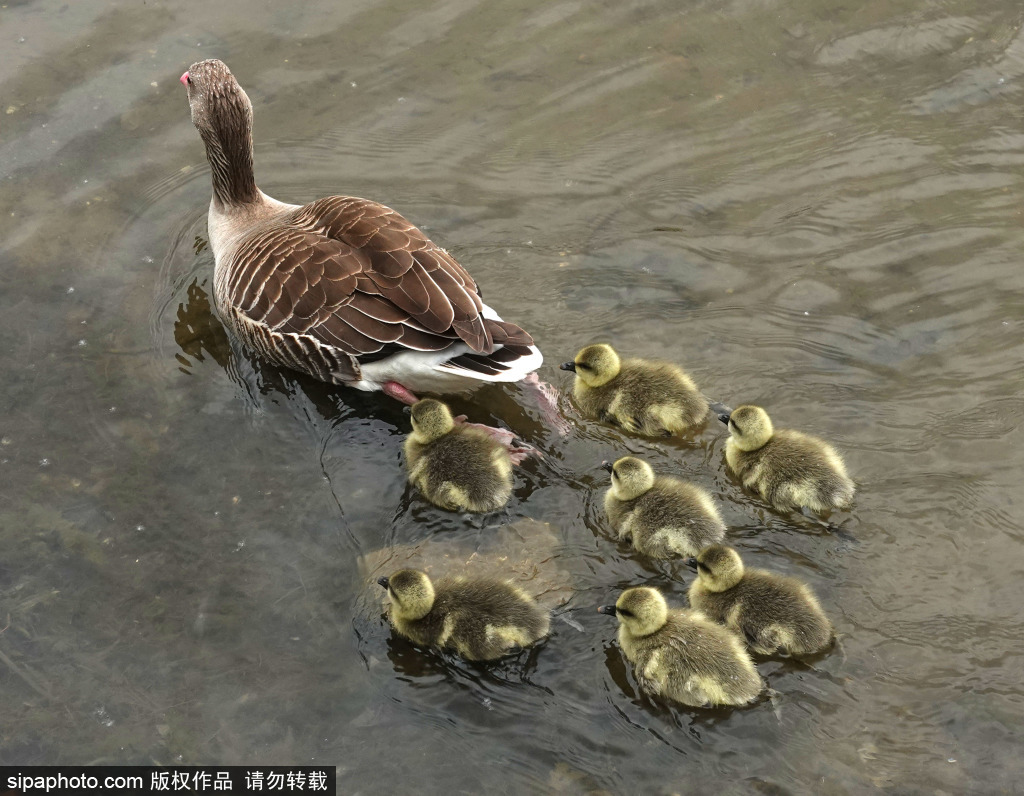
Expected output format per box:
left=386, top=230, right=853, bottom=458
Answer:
left=355, top=518, right=575, bottom=626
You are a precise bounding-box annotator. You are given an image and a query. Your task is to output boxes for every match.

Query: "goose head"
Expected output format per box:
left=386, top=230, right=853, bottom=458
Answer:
left=182, top=60, right=251, bottom=144
left=180, top=59, right=258, bottom=205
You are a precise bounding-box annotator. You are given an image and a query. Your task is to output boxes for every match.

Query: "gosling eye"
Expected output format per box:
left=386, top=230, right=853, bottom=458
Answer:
left=617, top=607, right=633, bottom=618
left=187, top=75, right=193, bottom=85
left=576, top=362, right=590, bottom=371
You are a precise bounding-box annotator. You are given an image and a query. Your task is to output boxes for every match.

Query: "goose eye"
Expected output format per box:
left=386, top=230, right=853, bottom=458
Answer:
left=187, top=76, right=193, bottom=85
left=617, top=608, right=632, bottom=617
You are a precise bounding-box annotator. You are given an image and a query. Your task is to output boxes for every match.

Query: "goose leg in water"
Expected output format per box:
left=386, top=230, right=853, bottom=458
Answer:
left=521, top=372, right=571, bottom=436
left=382, top=381, right=420, bottom=405
left=455, top=420, right=537, bottom=465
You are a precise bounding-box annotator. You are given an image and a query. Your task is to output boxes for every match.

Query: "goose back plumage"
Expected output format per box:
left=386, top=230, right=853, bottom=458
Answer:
left=184, top=59, right=542, bottom=393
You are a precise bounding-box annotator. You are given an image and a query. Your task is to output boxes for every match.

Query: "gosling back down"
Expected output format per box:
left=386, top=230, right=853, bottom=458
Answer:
left=561, top=344, right=708, bottom=436
left=598, top=586, right=763, bottom=708
left=404, top=398, right=513, bottom=512
left=722, top=404, right=854, bottom=513
left=378, top=569, right=550, bottom=661
left=687, top=544, right=834, bottom=656
left=603, top=456, right=725, bottom=559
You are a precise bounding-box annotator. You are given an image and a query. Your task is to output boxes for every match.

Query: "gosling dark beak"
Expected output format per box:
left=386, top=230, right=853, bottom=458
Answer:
left=708, top=401, right=732, bottom=418
left=717, top=413, right=731, bottom=425
left=597, top=605, right=617, bottom=616
left=684, top=557, right=699, bottom=571
left=601, top=461, right=614, bottom=473
left=560, top=361, right=577, bottom=372
left=402, top=406, right=412, bottom=416
left=376, top=576, right=390, bottom=589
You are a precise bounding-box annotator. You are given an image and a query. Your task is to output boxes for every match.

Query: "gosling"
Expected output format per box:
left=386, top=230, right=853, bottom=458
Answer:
left=377, top=569, right=550, bottom=661
left=404, top=398, right=513, bottom=512
left=603, top=456, right=726, bottom=559
left=560, top=344, right=707, bottom=436
left=721, top=404, right=854, bottom=513
left=598, top=587, right=763, bottom=708
left=687, top=544, right=834, bottom=657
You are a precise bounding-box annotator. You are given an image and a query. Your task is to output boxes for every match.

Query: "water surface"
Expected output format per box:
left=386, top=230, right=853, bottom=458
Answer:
left=2, top=0, right=1023, bottom=791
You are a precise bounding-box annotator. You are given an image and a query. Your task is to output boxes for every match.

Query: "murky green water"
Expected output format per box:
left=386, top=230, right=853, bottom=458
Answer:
left=2, top=0, right=1023, bottom=790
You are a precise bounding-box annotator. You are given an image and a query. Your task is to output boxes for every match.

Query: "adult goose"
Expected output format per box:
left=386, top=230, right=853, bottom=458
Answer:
left=179, top=59, right=543, bottom=406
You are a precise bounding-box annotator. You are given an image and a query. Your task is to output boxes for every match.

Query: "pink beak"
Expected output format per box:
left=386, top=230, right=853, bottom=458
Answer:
left=180, top=71, right=190, bottom=86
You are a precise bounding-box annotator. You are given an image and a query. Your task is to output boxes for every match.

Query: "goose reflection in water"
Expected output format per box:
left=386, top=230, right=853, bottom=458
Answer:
left=173, top=277, right=232, bottom=374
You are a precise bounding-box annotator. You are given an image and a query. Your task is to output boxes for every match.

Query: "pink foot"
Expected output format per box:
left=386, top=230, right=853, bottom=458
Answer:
left=460, top=420, right=517, bottom=447
left=458, top=419, right=541, bottom=464
left=507, top=449, right=531, bottom=466
left=382, top=381, right=420, bottom=406
left=522, top=372, right=572, bottom=437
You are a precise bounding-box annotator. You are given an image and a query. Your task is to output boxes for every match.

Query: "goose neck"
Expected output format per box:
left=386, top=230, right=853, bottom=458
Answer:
left=201, top=126, right=259, bottom=208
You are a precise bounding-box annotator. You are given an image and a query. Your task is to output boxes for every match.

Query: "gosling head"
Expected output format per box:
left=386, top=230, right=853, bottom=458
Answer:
left=598, top=586, right=669, bottom=637
left=378, top=569, right=436, bottom=621
left=721, top=404, right=774, bottom=451
left=685, top=544, right=744, bottom=592
left=560, top=344, right=621, bottom=387
left=408, top=398, right=455, bottom=443
left=606, top=456, right=656, bottom=501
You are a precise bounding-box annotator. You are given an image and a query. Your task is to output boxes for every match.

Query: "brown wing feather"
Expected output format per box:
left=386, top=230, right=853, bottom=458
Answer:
left=223, top=195, right=536, bottom=382
left=294, top=196, right=490, bottom=350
